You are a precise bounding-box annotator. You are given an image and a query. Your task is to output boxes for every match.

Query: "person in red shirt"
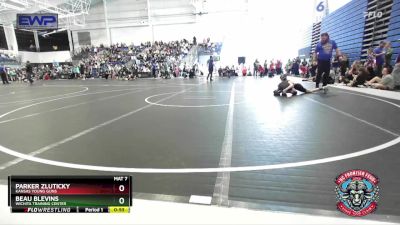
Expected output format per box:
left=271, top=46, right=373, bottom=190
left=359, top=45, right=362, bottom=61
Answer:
left=44, top=73, right=50, bottom=80
left=242, top=66, right=247, bottom=76
left=258, top=65, right=265, bottom=77
left=300, top=64, right=308, bottom=77
left=269, top=61, right=275, bottom=77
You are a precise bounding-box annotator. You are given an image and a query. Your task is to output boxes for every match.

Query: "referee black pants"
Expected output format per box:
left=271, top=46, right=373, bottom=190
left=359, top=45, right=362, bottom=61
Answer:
left=316, top=60, right=331, bottom=88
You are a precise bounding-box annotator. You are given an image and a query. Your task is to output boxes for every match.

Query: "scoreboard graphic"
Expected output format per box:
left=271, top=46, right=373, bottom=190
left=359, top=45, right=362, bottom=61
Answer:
left=8, top=176, right=132, bottom=213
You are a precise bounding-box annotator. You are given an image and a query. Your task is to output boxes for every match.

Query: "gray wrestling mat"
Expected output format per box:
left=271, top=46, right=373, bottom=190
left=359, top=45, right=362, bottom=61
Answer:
left=0, top=77, right=399, bottom=222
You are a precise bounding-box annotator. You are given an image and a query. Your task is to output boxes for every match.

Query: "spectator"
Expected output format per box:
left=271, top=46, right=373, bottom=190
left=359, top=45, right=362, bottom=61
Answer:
left=291, top=60, right=299, bottom=76
left=25, top=61, right=34, bottom=84
left=332, top=56, right=339, bottom=76
left=276, top=60, right=283, bottom=75
left=338, top=54, right=349, bottom=79
left=29, top=41, right=36, bottom=51
left=300, top=60, right=308, bottom=77
left=207, top=56, right=214, bottom=81
left=151, top=61, right=157, bottom=78
left=269, top=60, right=275, bottom=76
left=263, top=60, right=268, bottom=76
left=391, top=62, right=400, bottom=88
left=342, top=60, right=361, bottom=84
left=8, top=68, right=17, bottom=81
left=285, top=59, right=292, bottom=74
left=364, top=48, right=376, bottom=78
left=258, top=65, right=265, bottom=77
left=366, top=67, right=395, bottom=90
left=80, top=63, right=85, bottom=79
left=0, top=63, right=9, bottom=84
left=374, top=41, right=386, bottom=77
left=349, top=67, right=371, bottom=87
left=385, top=42, right=393, bottom=67
left=253, top=59, right=259, bottom=77
left=242, top=66, right=247, bottom=76
left=310, top=60, right=318, bottom=79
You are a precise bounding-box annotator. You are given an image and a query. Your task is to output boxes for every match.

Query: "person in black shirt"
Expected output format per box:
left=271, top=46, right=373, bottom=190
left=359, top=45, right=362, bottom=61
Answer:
left=349, top=67, right=371, bottom=87
left=25, top=61, right=34, bottom=84
left=309, top=60, right=318, bottom=78
left=0, top=64, right=10, bottom=84
left=207, top=56, right=214, bottom=81
left=193, top=36, right=197, bottom=45
left=80, top=63, right=85, bottom=78
left=189, top=65, right=196, bottom=78
left=338, top=55, right=349, bottom=83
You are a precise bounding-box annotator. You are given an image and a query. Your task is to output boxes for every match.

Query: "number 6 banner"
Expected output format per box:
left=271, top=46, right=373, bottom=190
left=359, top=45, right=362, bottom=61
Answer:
left=314, top=0, right=329, bottom=23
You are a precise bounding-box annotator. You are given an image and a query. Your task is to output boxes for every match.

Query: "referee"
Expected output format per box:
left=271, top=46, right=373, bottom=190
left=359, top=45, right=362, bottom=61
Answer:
left=313, top=33, right=341, bottom=88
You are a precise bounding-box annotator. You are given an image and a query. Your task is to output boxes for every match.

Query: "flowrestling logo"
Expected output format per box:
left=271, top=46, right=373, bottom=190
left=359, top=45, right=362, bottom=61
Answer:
left=364, top=11, right=383, bottom=19
left=335, top=170, right=379, bottom=217
left=17, top=14, right=58, bottom=30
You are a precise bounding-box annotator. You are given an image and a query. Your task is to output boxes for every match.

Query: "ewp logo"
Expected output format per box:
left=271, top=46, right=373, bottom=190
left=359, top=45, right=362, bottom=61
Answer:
left=17, top=14, right=58, bottom=30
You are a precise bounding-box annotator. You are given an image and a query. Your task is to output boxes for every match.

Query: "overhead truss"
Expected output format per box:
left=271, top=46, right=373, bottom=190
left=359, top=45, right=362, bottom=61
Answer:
left=0, top=0, right=92, bottom=28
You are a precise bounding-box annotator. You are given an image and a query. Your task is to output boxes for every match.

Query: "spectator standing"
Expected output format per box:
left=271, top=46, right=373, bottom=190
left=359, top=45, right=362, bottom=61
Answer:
left=276, top=60, right=282, bottom=75
left=310, top=60, right=318, bottom=78
left=152, top=61, right=157, bottom=78
left=285, top=59, right=292, bottom=74
left=193, top=36, right=197, bottom=45
left=264, top=60, right=268, bottom=76
left=80, top=63, right=85, bottom=78
left=300, top=60, right=308, bottom=77
left=9, top=69, right=17, bottom=81
left=291, top=60, right=299, bottom=76
left=373, top=41, right=386, bottom=77
left=0, top=64, right=9, bottom=84
left=332, top=56, right=339, bottom=76
left=364, top=48, right=376, bottom=78
left=338, top=54, right=349, bottom=81
left=258, top=65, right=265, bottom=77
left=269, top=61, right=275, bottom=75
left=25, top=61, right=34, bottom=84
left=385, top=42, right=393, bottom=67
left=207, top=56, right=214, bottom=81
left=253, top=59, right=259, bottom=77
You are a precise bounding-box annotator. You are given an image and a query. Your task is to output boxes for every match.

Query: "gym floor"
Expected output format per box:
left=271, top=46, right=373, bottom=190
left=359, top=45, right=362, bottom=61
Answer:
left=0, top=76, right=399, bottom=223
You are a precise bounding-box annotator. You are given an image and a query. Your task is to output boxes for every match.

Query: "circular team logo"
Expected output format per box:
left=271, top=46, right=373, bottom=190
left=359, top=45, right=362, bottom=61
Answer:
left=335, top=170, right=379, bottom=217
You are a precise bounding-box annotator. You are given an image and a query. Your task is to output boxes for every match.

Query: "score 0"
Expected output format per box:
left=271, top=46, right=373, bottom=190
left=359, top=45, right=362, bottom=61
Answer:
left=113, top=176, right=131, bottom=207
left=113, top=177, right=129, bottom=194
